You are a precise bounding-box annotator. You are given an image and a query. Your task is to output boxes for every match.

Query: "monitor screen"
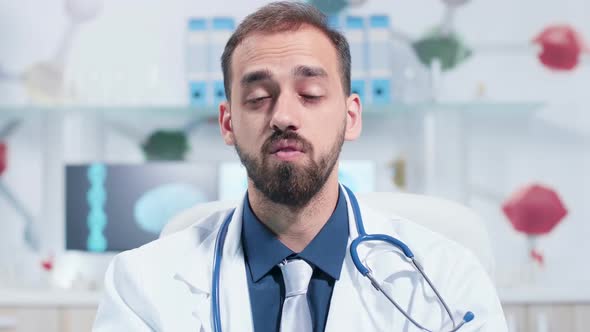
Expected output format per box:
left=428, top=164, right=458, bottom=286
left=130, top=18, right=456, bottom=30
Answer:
left=65, top=162, right=218, bottom=252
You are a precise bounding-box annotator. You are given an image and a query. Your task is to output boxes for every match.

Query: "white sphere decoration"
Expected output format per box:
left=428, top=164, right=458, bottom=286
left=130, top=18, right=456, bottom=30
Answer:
left=441, top=0, right=470, bottom=6
left=65, top=0, right=103, bottom=23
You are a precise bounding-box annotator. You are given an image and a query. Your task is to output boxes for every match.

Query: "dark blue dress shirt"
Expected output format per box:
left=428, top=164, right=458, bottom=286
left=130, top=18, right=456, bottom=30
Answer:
left=241, top=188, right=349, bottom=332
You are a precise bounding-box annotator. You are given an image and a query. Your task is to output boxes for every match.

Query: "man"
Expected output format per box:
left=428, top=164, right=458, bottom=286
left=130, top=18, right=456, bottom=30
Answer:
left=93, top=2, right=507, bottom=331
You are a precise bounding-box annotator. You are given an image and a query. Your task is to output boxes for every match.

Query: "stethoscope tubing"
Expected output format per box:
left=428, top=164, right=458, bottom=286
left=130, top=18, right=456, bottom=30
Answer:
left=211, top=186, right=473, bottom=332
left=211, top=210, right=234, bottom=332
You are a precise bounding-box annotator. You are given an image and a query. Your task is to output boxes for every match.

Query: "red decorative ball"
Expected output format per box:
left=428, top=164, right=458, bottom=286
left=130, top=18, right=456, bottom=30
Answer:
left=502, top=183, right=568, bottom=235
left=534, top=25, right=586, bottom=71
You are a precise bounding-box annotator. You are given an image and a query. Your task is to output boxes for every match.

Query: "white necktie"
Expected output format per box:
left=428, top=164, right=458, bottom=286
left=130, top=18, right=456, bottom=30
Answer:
left=279, top=259, right=314, bottom=332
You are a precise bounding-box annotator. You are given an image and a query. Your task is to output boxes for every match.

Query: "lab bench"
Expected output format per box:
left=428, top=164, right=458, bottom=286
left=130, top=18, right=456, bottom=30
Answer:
left=1, top=287, right=590, bottom=332
left=0, top=289, right=98, bottom=332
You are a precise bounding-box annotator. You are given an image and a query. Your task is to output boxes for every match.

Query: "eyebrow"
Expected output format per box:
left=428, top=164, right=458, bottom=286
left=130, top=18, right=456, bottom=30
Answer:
left=293, top=65, right=328, bottom=79
left=239, top=65, right=328, bottom=88
left=240, top=69, right=273, bottom=87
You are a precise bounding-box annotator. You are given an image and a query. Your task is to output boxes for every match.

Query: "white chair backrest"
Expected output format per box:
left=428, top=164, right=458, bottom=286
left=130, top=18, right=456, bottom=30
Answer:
left=160, top=192, right=494, bottom=276
left=358, top=192, right=495, bottom=276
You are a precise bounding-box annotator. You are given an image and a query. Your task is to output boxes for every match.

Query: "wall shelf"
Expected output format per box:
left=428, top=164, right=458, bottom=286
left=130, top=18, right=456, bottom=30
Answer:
left=0, top=101, right=545, bottom=119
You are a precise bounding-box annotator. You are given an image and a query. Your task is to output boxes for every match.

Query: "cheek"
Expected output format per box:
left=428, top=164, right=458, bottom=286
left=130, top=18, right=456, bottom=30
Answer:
left=310, top=123, right=340, bottom=152
left=317, top=110, right=346, bottom=138
left=233, top=115, right=266, bottom=148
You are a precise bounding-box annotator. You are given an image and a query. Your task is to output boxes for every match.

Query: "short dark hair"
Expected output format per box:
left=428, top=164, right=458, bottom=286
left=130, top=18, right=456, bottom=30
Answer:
left=221, top=1, right=351, bottom=101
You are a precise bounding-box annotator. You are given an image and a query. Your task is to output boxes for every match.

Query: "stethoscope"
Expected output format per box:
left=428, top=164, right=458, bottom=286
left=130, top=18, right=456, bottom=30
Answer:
left=211, top=185, right=475, bottom=332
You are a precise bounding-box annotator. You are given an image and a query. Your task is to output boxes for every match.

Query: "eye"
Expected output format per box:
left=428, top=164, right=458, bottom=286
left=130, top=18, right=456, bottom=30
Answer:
left=245, top=96, right=271, bottom=108
left=300, top=94, right=322, bottom=103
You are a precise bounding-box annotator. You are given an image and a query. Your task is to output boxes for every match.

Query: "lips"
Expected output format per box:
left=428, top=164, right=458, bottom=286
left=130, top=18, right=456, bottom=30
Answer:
left=269, top=139, right=305, bottom=154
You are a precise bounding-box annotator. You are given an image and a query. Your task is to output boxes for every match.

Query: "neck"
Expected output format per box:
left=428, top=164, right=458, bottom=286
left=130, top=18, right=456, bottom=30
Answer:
left=247, top=173, right=340, bottom=253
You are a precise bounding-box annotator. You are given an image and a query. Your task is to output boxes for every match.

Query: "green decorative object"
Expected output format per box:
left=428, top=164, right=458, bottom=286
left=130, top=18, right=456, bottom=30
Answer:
left=412, top=31, right=472, bottom=71
left=309, top=0, right=348, bottom=14
left=141, top=130, right=190, bottom=161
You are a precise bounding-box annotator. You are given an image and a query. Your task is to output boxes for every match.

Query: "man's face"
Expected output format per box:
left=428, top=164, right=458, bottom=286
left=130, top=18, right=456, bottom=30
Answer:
left=220, top=25, right=361, bottom=208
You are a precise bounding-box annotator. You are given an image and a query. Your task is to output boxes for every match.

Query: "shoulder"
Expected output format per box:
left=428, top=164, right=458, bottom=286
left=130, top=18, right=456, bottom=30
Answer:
left=108, top=208, right=234, bottom=279
left=359, top=202, right=485, bottom=273
left=125, top=208, right=232, bottom=258
left=359, top=204, right=506, bottom=329
left=100, top=209, right=234, bottom=312
left=97, top=208, right=235, bottom=331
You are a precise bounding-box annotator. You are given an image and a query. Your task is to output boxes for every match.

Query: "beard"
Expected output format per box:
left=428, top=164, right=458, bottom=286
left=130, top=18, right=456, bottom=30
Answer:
left=235, top=124, right=345, bottom=209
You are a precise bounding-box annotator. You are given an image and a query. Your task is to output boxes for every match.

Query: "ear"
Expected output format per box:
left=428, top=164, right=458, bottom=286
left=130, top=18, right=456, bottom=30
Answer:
left=219, top=101, right=235, bottom=145
left=344, top=93, right=362, bottom=141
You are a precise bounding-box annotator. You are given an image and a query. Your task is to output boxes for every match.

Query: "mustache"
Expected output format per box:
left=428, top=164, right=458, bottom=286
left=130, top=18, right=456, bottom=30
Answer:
left=262, top=130, right=313, bottom=154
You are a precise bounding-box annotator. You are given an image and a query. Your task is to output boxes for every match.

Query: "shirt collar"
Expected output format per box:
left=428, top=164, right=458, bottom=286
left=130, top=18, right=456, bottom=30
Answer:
left=241, top=187, right=349, bottom=282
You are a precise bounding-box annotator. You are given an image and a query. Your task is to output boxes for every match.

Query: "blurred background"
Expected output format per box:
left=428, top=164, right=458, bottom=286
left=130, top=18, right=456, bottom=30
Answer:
left=0, top=0, right=588, bottom=331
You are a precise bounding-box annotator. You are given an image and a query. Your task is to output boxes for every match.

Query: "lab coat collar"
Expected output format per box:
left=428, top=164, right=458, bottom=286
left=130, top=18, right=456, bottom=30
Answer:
left=173, top=196, right=254, bottom=332
left=172, top=185, right=408, bottom=331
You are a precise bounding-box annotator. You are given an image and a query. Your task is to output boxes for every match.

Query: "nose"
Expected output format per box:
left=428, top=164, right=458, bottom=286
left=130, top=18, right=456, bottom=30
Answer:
left=269, top=93, right=301, bottom=132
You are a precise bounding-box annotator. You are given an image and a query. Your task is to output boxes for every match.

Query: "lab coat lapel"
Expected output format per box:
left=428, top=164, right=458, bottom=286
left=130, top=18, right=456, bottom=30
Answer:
left=171, top=213, right=218, bottom=331
left=325, top=189, right=406, bottom=331
left=325, top=191, right=378, bottom=331
left=172, top=197, right=254, bottom=332
left=218, top=199, right=254, bottom=332
left=325, top=245, right=390, bottom=331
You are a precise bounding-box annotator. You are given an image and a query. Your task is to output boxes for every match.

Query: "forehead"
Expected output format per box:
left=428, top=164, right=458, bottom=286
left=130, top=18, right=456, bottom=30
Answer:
left=231, top=25, right=340, bottom=83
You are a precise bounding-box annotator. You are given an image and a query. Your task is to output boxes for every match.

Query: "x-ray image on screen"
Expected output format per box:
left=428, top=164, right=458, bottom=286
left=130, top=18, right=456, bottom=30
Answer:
left=66, top=162, right=218, bottom=252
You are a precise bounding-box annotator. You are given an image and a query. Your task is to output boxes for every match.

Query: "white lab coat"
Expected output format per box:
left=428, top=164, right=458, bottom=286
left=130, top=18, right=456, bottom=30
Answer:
left=93, top=190, right=507, bottom=331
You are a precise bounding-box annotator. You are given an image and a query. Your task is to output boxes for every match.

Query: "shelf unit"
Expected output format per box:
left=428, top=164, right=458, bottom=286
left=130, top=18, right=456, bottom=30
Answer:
left=0, top=101, right=544, bottom=117
left=4, top=101, right=587, bottom=332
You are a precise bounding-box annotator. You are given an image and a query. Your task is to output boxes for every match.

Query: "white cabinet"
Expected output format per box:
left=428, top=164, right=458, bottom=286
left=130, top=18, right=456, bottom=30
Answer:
left=0, top=289, right=98, bottom=332
left=0, top=308, right=59, bottom=332
left=504, top=304, right=529, bottom=332
left=3, top=304, right=590, bottom=332
left=503, top=304, right=590, bottom=332
left=0, top=307, right=96, bottom=332
left=60, top=308, right=97, bottom=332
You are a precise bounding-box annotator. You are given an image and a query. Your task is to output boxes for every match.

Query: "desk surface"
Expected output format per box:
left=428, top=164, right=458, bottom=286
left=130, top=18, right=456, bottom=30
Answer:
left=498, top=285, right=590, bottom=304
left=1, top=286, right=589, bottom=307
left=0, top=288, right=101, bottom=307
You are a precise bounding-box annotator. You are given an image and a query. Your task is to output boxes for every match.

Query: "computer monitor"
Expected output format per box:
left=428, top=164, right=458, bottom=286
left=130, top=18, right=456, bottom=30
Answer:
left=65, top=162, right=218, bottom=252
